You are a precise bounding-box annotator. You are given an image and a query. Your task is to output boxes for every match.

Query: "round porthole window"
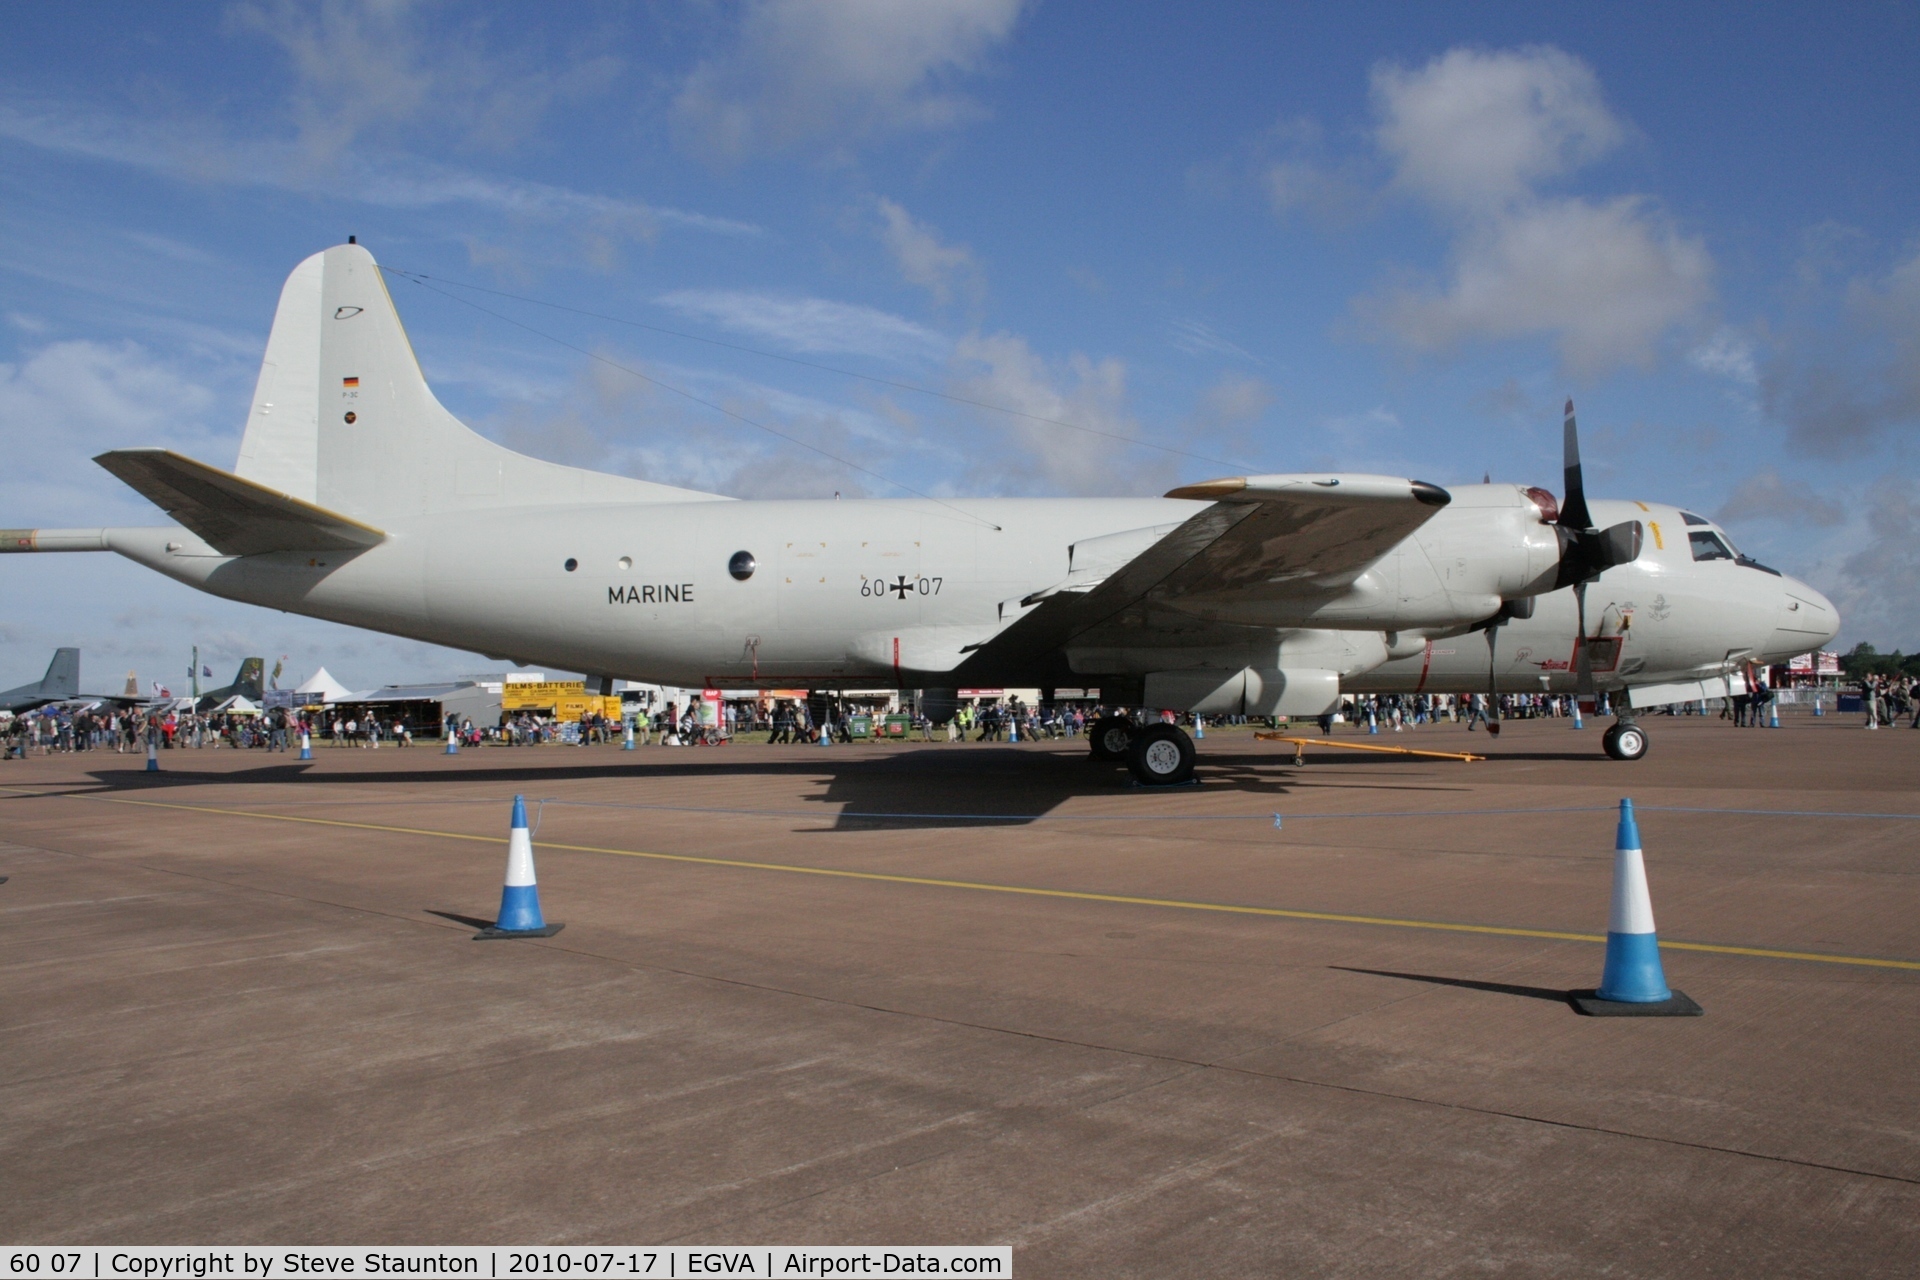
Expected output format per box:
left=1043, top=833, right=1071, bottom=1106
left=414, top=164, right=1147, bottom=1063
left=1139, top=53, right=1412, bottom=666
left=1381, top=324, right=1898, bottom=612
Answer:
left=729, top=550, right=757, bottom=581
left=343, top=411, right=357, bottom=424
left=617, top=555, right=632, bottom=570
left=564, top=558, right=578, bottom=572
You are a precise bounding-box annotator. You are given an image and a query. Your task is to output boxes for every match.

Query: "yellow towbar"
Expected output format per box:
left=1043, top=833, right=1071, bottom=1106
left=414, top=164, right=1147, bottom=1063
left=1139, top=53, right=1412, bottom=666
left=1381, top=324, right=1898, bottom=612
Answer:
left=1253, top=732, right=1485, bottom=764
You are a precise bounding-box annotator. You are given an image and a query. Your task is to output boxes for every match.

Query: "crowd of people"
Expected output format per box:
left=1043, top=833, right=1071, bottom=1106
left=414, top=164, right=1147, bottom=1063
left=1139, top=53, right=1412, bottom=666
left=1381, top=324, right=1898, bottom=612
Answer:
left=6, top=678, right=1915, bottom=759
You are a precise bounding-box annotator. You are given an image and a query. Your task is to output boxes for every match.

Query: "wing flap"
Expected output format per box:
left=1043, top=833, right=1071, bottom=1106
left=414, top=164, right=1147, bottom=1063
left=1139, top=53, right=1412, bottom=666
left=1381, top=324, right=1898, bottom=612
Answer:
left=953, top=473, right=1449, bottom=677
left=94, top=449, right=386, bottom=555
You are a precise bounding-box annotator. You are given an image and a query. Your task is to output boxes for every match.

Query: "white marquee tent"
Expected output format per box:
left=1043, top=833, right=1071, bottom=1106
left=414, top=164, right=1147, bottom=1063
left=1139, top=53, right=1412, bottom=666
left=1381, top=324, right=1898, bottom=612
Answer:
left=293, top=667, right=352, bottom=703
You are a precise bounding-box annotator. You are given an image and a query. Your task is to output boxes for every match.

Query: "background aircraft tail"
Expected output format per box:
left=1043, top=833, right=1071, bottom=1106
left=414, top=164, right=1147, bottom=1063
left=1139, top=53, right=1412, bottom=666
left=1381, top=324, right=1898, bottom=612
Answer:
left=232, top=243, right=725, bottom=525
left=40, top=647, right=79, bottom=700
left=233, top=657, right=265, bottom=701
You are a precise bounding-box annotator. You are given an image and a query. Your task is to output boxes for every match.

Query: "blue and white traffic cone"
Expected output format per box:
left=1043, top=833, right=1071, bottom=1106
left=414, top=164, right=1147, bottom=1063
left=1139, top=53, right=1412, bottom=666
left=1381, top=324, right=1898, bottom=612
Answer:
left=623, top=718, right=636, bottom=750
left=1574, top=799, right=1700, bottom=1015
left=299, top=730, right=313, bottom=760
left=1813, top=696, right=1824, bottom=717
left=1572, top=701, right=1585, bottom=729
left=474, top=796, right=562, bottom=939
left=145, top=734, right=159, bottom=773
left=1194, top=716, right=1204, bottom=740
left=1367, top=708, right=1379, bottom=735
left=444, top=728, right=459, bottom=754
left=1769, top=701, right=1781, bottom=729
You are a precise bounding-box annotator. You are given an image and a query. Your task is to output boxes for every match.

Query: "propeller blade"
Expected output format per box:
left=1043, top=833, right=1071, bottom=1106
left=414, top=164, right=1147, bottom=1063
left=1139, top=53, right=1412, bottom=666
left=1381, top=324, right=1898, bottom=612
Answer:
left=1561, top=399, right=1593, bottom=531
left=1484, top=624, right=1502, bottom=737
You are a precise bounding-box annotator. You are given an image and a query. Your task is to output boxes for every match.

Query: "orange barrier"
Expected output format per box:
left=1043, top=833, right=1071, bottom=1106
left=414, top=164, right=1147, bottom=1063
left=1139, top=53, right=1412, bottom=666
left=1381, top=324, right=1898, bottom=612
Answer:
left=1253, top=732, right=1484, bottom=764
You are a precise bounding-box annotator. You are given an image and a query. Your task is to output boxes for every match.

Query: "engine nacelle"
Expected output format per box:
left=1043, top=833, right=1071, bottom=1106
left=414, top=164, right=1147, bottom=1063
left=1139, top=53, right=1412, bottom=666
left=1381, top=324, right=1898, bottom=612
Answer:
left=1143, top=667, right=1341, bottom=716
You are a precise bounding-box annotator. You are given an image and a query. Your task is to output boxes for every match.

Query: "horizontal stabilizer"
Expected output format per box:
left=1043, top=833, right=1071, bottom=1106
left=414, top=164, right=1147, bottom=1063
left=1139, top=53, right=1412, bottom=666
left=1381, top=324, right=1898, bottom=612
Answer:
left=94, top=449, right=386, bottom=555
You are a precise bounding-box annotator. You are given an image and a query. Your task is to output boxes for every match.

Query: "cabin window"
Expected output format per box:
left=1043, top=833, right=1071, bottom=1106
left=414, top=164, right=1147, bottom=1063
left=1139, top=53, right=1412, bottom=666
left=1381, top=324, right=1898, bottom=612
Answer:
left=1688, top=531, right=1734, bottom=562
left=1680, top=511, right=1711, bottom=526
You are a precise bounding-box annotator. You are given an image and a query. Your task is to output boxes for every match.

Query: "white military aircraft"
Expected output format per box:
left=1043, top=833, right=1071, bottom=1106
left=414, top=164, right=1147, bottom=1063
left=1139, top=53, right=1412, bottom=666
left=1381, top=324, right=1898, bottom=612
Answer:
left=3, top=243, right=1838, bottom=782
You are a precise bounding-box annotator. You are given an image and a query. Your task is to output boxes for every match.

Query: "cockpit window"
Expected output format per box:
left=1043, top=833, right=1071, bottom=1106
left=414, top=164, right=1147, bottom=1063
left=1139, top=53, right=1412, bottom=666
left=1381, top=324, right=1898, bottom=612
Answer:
left=1689, top=530, right=1735, bottom=561
left=1680, top=511, right=1710, bottom=526
left=1687, top=523, right=1783, bottom=573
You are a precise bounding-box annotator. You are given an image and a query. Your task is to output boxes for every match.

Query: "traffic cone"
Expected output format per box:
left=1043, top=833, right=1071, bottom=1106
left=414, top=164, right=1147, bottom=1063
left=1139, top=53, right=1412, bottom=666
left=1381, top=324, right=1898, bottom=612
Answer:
left=1572, top=701, right=1585, bottom=729
left=474, top=796, right=562, bottom=939
left=1194, top=716, right=1204, bottom=740
left=622, top=718, right=636, bottom=750
left=299, top=730, right=312, bottom=760
left=1813, top=696, right=1824, bottom=717
left=1572, top=799, right=1701, bottom=1015
left=145, top=734, right=159, bottom=773
left=1367, top=708, right=1379, bottom=735
left=1769, top=701, right=1781, bottom=729
left=444, top=728, right=459, bottom=754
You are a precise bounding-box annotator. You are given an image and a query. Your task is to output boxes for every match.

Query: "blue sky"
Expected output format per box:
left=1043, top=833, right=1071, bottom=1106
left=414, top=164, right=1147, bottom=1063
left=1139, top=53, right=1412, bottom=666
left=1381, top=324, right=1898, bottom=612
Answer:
left=4, top=2, right=1919, bottom=691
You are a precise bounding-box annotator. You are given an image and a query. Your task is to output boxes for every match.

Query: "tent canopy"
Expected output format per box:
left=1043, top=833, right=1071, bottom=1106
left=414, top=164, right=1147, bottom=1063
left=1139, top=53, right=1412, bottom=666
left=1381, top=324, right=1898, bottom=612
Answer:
left=294, top=667, right=352, bottom=703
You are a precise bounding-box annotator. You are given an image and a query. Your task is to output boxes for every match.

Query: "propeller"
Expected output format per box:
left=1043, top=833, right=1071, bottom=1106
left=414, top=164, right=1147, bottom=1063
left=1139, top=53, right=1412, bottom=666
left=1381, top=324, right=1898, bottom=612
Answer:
left=1553, top=400, right=1642, bottom=701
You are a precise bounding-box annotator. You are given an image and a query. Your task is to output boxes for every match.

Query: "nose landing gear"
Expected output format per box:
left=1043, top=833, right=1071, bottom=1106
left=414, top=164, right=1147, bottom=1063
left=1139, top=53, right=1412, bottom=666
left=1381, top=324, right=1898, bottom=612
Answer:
left=1603, top=718, right=1649, bottom=761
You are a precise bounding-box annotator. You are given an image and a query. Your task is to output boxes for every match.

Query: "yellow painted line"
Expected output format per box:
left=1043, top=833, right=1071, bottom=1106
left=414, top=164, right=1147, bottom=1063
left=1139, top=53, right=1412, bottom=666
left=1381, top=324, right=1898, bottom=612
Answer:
left=8, top=786, right=1920, bottom=972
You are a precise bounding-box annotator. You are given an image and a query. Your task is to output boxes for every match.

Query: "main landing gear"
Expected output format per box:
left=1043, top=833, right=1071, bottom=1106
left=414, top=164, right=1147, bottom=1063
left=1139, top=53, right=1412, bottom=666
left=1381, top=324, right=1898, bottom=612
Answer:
left=1087, top=715, right=1198, bottom=786
left=1088, top=715, right=1135, bottom=761
left=1602, top=717, right=1649, bottom=761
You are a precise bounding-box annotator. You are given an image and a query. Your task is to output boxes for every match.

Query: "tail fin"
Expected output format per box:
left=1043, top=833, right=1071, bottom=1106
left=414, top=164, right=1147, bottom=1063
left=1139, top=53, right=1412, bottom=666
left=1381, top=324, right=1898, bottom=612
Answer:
left=40, top=648, right=79, bottom=700
left=123, top=671, right=139, bottom=699
left=234, top=243, right=725, bottom=523
left=234, top=658, right=265, bottom=701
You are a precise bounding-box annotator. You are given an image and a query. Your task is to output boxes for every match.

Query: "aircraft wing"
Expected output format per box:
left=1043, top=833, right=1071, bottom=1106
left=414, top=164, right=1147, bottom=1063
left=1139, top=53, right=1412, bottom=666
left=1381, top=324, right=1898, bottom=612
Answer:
left=955, top=474, right=1449, bottom=675
left=94, top=450, right=386, bottom=556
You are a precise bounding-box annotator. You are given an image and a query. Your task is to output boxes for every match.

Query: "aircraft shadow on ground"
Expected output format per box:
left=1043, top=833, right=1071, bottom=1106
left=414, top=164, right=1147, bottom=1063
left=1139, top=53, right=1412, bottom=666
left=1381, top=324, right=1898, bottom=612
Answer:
left=65, top=738, right=1594, bottom=830
left=1333, top=966, right=1577, bottom=1010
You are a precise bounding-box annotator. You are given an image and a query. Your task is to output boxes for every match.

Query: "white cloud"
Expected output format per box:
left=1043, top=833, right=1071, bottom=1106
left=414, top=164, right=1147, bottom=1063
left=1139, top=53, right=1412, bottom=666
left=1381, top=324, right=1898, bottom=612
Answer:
left=1368, top=196, right=1713, bottom=375
left=1360, top=46, right=1712, bottom=375
left=228, top=0, right=622, bottom=161
left=875, top=197, right=980, bottom=304
left=1817, top=480, right=1920, bottom=647
left=1691, top=327, right=1758, bottom=384
left=1763, top=247, right=1920, bottom=448
left=0, top=100, right=761, bottom=241
left=672, top=0, right=1025, bottom=161
left=655, top=290, right=948, bottom=361
left=0, top=340, right=240, bottom=527
left=1191, top=375, right=1274, bottom=428
left=947, top=332, right=1168, bottom=495
left=1373, top=46, right=1623, bottom=214
left=1714, top=469, right=1844, bottom=528
left=1168, top=318, right=1257, bottom=362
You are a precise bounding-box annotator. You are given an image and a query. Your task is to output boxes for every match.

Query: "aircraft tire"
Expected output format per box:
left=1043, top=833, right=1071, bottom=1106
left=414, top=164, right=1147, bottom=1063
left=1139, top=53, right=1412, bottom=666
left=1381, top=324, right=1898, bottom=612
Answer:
left=1089, top=715, right=1135, bottom=761
left=1127, top=723, right=1196, bottom=786
left=1603, top=722, right=1649, bottom=761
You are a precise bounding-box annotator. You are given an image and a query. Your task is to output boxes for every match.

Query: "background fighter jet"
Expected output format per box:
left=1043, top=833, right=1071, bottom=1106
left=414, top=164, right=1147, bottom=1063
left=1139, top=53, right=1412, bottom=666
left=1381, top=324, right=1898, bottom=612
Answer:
left=2, top=243, right=1839, bottom=781
left=0, top=647, right=80, bottom=715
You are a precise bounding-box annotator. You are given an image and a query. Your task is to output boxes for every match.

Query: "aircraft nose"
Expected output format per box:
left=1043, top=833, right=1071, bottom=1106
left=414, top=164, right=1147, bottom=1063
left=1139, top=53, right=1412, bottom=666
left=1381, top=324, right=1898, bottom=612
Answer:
left=1769, top=577, right=1840, bottom=657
